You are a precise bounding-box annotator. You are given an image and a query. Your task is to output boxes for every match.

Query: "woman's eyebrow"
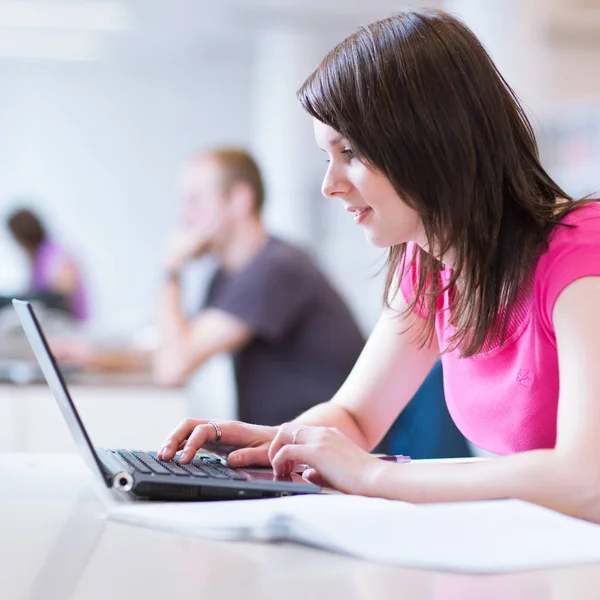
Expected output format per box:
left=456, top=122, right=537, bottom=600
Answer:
left=319, top=135, right=346, bottom=151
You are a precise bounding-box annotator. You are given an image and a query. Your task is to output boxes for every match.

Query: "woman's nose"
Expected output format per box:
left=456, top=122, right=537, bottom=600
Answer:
left=321, top=169, right=350, bottom=199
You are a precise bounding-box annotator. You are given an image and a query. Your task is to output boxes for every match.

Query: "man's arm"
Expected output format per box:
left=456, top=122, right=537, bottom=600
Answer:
left=153, top=276, right=253, bottom=386
left=51, top=339, right=151, bottom=373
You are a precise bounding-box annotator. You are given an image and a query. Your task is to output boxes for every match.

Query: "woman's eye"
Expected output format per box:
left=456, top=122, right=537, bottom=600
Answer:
left=324, top=148, right=354, bottom=164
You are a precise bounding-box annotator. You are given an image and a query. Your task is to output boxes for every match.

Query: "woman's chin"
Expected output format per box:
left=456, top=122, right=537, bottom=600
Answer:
left=364, top=229, right=404, bottom=249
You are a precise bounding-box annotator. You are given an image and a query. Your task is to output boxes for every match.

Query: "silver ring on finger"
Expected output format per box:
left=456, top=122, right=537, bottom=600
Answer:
left=208, top=421, right=222, bottom=443
left=291, top=428, right=302, bottom=445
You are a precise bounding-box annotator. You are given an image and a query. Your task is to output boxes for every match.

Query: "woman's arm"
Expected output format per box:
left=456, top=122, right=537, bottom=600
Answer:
left=291, top=291, right=439, bottom=451
left=160, top=290, right=439, bottom=466
left=382, top=276, right=600, bottom=521
left=272, top=276, right=600, bottom=522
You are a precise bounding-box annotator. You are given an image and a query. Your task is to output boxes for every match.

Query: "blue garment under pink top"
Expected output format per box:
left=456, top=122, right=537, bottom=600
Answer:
left=32, top=240, right=88, bottom=320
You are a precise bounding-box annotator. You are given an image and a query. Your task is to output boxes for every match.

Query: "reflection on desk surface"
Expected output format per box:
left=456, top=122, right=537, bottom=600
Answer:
left=26, top=488, right=107, bottom=600
left=3, top=454, right=600, bottom=600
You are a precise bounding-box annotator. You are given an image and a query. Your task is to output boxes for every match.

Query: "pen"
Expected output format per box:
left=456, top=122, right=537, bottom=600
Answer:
left=292, top=454, right=411, bottom=474
left=377, top=455, right=411, bottom=464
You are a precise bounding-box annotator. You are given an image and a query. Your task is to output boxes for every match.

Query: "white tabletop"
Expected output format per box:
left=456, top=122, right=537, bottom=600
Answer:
left=2, top=453, right=600, bottom=600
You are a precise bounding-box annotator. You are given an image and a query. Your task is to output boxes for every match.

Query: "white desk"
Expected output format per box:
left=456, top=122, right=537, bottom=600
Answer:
left=1, top=454, right=600, bottom=600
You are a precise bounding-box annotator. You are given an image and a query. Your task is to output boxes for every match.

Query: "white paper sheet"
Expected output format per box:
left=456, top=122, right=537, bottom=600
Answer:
left=108, top=494, right=600, bottom=573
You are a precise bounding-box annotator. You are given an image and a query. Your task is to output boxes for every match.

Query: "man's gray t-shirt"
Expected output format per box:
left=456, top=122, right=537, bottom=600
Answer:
left=204, top=237, right=365, bottom=425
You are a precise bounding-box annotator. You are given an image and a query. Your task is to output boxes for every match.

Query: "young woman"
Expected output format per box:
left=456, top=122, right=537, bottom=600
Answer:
left=158, top=10, right=600, bottom=522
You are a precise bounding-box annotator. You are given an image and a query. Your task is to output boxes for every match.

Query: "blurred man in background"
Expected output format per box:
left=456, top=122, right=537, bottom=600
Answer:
left=154, top=148, right=366, bottom=425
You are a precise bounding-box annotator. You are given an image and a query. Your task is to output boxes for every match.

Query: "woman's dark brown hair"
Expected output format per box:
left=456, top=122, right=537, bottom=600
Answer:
left=298, top=9, right=586, bottom=357
left=7, top=208, right=47, bottom=254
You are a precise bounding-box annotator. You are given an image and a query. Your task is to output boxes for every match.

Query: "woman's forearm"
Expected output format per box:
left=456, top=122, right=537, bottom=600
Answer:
left=368, top=449, right=600, bottom=522
left=287, top=300, right=439, bottom=454
left=293, top=402, right=370, bottom=450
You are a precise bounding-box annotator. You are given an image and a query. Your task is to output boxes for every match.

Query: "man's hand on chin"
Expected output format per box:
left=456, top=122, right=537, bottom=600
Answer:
left=164, top=228, right=210, bottom=273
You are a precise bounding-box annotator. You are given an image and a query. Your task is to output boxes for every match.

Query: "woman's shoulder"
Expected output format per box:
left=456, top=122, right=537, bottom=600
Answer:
left=552, top=200, right=600, bottom=237
left=536, top=200, right=600, bottom=265
left=539, top=201, right=600, bottom=264
left=534, top=200, right=600, bottom=330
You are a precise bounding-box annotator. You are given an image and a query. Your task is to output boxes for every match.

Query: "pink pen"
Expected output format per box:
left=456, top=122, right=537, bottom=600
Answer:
left=292, top=455, right=411, bottom=474
left=377, top=455, right=411, bottom=464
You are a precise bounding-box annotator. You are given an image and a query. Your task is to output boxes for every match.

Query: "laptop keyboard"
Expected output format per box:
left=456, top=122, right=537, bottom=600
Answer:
left=114, top=449, right=246, bottom=480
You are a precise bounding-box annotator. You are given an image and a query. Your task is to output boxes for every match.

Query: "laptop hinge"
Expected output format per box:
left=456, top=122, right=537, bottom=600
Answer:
left=96, top=448, right=130, bottom=488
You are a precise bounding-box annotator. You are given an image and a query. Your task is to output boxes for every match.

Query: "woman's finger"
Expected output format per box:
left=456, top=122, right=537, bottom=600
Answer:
left=160, top=420, right=277, bottom=463
left=227, top=446, right=270, bottom=468
left=218, top=422, right=274, bottom=448
left=302, top=468, right=329, bottom=487
left=267, top=423, right=293, bottom=465
left=271, top=443, right=311, bottom=477
left=158, top=418, right=205, bottom=460
left=178, top=423, right=219, bottom=463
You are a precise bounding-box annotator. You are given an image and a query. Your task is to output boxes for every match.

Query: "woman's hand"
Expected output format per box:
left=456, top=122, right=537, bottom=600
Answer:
left=268, top=424, right=386, bottom=495
left=157, top=419, right=278, bottom=466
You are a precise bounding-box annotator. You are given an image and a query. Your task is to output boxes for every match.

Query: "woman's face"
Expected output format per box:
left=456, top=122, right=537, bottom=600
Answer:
left=313, top=119, right=424, bottom=249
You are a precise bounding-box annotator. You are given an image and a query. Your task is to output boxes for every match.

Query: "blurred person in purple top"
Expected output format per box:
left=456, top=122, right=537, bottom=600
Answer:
left=7, top=208, right=88, bottom=320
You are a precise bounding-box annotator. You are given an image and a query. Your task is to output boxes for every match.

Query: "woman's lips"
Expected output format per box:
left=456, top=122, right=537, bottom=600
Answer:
left=352, top=207, right=372, bottom=224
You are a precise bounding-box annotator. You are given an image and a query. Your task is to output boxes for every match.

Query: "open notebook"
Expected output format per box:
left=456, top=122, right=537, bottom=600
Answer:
left=109, top=493, right=600, bottom=573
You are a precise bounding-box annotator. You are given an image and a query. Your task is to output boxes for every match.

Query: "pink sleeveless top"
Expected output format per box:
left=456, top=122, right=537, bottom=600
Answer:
left=400, top=203, right=600, bottom=454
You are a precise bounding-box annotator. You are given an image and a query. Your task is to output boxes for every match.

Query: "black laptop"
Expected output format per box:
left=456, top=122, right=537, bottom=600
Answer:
left=13, top=299, right=321, bottom=501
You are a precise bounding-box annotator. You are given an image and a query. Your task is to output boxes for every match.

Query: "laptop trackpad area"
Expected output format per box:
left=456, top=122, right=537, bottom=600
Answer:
left=241, top=468, right=308, bottom=485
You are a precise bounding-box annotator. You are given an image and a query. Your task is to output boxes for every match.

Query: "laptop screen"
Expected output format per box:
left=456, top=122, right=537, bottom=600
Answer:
left=12, top=299, right=109, bottom=486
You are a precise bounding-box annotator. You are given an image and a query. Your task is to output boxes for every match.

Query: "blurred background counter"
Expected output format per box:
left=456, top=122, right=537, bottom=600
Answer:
left=0, top=377, right=188, bottom=453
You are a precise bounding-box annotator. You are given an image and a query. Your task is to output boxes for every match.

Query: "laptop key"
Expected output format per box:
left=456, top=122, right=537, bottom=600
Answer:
left=190, top=459, right=227, bottom=478
left=198, top=457, right=246, bottom=480
left=117, top=450, right=152, bottom=474
left=200, top=457, right=224, bottom=465
left=178, top=463, right=210, bottom=478
left=132, top=451, right=170, bottom=475
left=159, top=461, right=189, bottom=476
left=147, top=452, right=189, bottom=476
left=194, top=463, right=229, bottom=479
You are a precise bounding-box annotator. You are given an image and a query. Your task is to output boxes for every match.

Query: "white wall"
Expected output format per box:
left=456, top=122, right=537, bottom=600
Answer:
left=0, top=58, right=254, bottom=334
left=3, top=6, right=598, bottom=341
left=552, top=47, right=600, bottom=110
left=0, top=50, right=389, bottom=341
